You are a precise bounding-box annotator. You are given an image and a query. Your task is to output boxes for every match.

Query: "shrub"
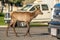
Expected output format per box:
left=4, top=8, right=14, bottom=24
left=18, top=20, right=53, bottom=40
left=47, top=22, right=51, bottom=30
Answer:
left=0, top=12, right=4, bottom=17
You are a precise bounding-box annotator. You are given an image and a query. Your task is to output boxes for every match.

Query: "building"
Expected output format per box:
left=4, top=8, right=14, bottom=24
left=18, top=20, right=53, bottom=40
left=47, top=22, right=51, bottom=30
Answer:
left=34, top=0, right=60, bottom=8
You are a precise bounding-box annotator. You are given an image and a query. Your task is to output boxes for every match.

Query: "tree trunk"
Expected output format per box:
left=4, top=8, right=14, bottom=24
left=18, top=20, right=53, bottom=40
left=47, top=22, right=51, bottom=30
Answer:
left=10, top=3, right=13, bottom=11
left=1, top=5, right=3, bottom=13
left=1, top=1, right=4, bottom=13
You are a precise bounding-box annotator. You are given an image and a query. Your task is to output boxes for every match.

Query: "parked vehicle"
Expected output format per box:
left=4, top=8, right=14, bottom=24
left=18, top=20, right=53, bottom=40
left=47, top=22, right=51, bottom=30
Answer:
left=20, top=3, right=51, bottom=22
left=48, top=3, right=60, bottom=39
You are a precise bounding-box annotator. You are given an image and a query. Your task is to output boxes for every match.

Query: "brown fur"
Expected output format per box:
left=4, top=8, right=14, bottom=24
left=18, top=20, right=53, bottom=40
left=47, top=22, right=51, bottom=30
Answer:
left=6, top=7, right=43, bottom=37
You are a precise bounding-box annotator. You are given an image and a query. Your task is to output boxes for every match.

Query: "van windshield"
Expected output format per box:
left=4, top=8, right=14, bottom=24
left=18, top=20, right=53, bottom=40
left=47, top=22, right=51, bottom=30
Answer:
left=54, top=9, right=60, bottom=15
left=41, top=4, right=49, bottom=10
left=21, top=5, right=32, bottom=11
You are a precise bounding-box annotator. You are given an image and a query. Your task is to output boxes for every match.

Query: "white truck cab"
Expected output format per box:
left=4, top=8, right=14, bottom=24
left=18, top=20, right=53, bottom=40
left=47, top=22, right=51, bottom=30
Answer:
left=20, top=2, right=51, bottom=23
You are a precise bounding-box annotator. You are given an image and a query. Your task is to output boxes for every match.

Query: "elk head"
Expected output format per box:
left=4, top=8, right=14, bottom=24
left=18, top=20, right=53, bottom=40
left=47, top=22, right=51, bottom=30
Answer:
left=35, top=6, right=43, bottom=15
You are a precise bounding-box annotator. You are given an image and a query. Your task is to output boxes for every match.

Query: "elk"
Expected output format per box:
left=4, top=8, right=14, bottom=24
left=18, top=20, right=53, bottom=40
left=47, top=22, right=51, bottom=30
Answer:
left=6, top=6, right=43, bottom=37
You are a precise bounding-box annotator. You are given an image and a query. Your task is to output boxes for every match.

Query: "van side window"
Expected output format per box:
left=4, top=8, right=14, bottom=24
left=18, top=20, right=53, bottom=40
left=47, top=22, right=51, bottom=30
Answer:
left=41, top=4, right=48, bottom=10
left=54, top=9, right=60, bottom=15
left=30, top=5, right=40, bottom=11
left=30, top=7, right=35, bottom=11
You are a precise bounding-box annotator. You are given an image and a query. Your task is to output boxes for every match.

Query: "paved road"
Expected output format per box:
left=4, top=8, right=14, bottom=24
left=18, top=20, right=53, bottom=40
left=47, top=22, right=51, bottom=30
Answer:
left=0, top=26, right=59, bottom=40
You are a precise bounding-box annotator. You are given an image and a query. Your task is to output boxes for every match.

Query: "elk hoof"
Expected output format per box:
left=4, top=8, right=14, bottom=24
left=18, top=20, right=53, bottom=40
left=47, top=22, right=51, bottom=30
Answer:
left=16, top=35, right=19, bottom=37
left=6, top=34, right=9, bottom=37
left=24, top=34, right=31, bottom=37
left=27, top=34, right=31, bottom=37
left=6, top=35, right=8, bottom=37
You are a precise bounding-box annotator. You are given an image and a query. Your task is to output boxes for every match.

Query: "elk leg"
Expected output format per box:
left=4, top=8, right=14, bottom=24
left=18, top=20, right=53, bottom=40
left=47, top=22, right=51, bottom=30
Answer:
left=6, top=24, right=10, bottom=36
left=25, top=22, right=31, bottom=36
left=12, top=22, right=18, bottom=37
left=6, top=21, right=13, bottom=36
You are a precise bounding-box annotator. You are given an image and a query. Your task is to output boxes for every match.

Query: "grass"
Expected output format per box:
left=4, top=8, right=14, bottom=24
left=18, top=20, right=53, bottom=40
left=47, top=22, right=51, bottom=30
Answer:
left=0, top=16, right=5, bottom=25
left=30, top=22, right=48, bottom=27
left=0, top=13, right=5, bottom=25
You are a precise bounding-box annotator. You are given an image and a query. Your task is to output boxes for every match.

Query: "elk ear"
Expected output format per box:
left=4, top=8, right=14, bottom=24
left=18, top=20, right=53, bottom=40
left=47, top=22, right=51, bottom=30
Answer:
left=36, top=6, right=40, bottom=10
left=34, top=6, right=37, bottom=10
left=35, top=6, right=40, bottom=10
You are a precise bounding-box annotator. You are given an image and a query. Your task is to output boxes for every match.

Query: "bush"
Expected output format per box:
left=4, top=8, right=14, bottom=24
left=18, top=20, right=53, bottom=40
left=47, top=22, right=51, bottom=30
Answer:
left=0, top=12, right=4, bottom=17
left=0, top=12, right=5, bottom=25
left=0, top=17, right=5, bottom=25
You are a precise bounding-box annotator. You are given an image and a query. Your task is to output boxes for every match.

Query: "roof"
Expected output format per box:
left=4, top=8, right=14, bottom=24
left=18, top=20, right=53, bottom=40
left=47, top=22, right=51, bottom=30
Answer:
left=54, top=3, right=60, bottom=8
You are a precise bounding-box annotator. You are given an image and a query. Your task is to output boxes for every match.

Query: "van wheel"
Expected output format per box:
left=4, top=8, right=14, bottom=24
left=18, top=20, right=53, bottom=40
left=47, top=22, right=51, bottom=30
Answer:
left=15, top=21, right=27, bottom=27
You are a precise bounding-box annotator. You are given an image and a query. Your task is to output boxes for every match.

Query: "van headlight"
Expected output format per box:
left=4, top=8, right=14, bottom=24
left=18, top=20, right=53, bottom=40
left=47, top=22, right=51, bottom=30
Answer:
left=59, top=13, right=60, bottom=15
left=54, top=13, right=56, bottom=15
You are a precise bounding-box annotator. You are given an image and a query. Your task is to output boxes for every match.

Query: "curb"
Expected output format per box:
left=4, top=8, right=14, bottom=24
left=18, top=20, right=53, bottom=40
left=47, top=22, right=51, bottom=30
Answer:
left=0, top=25, right=7, bottom=27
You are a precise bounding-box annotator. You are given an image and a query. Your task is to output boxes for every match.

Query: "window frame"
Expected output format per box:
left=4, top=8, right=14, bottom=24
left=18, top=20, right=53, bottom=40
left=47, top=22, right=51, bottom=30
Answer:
left=29, top=5, right=40, bottom=11
left=41, top=4, right=49, bottom=11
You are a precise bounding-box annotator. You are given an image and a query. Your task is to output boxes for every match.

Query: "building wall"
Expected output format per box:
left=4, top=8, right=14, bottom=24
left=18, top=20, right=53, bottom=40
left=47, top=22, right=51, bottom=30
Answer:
left=24, top=0, right=35, bottom=4
left=35, top=0, right=60, bottom=8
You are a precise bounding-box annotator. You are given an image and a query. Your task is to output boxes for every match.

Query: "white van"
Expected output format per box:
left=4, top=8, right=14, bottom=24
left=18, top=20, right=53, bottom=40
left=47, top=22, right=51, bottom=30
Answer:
left=19, top=2, right=51, bottom=23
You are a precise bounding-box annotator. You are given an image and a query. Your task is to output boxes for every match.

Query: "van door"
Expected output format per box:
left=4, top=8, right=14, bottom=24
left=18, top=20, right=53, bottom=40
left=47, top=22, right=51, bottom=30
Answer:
left=35, top=4, right=51, bottom=22
left=41, top=4, right=51, bottom=20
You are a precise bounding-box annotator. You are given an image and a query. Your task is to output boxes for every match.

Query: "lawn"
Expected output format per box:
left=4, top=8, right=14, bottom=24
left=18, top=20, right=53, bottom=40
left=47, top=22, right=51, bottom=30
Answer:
left=0, top=16, right=5, bottom=25
left=30, top=22, right=48, bottom=27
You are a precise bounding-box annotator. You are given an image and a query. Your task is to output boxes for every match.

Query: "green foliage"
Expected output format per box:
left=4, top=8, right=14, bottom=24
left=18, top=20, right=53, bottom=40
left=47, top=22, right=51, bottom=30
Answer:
left=0, top=17, right=5, bottom=25
left=0, top=13, right=5, bottom=25
left=0, top=12, right=4, bottom=17
left=8, top=0, right=23, bottom=3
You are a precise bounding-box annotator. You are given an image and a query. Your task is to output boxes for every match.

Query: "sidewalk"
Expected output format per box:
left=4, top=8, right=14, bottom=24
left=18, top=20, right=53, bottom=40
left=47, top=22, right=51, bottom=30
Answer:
left=0, top=25, right=7, bottom=27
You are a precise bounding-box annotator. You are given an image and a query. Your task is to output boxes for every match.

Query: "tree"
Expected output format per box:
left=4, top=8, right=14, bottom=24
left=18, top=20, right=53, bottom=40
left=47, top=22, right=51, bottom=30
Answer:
left=8, top=0, right=24, bottom=11
left=1, top=0, right=5, bottom=13
left=0, top=0, right=24, bottom=13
